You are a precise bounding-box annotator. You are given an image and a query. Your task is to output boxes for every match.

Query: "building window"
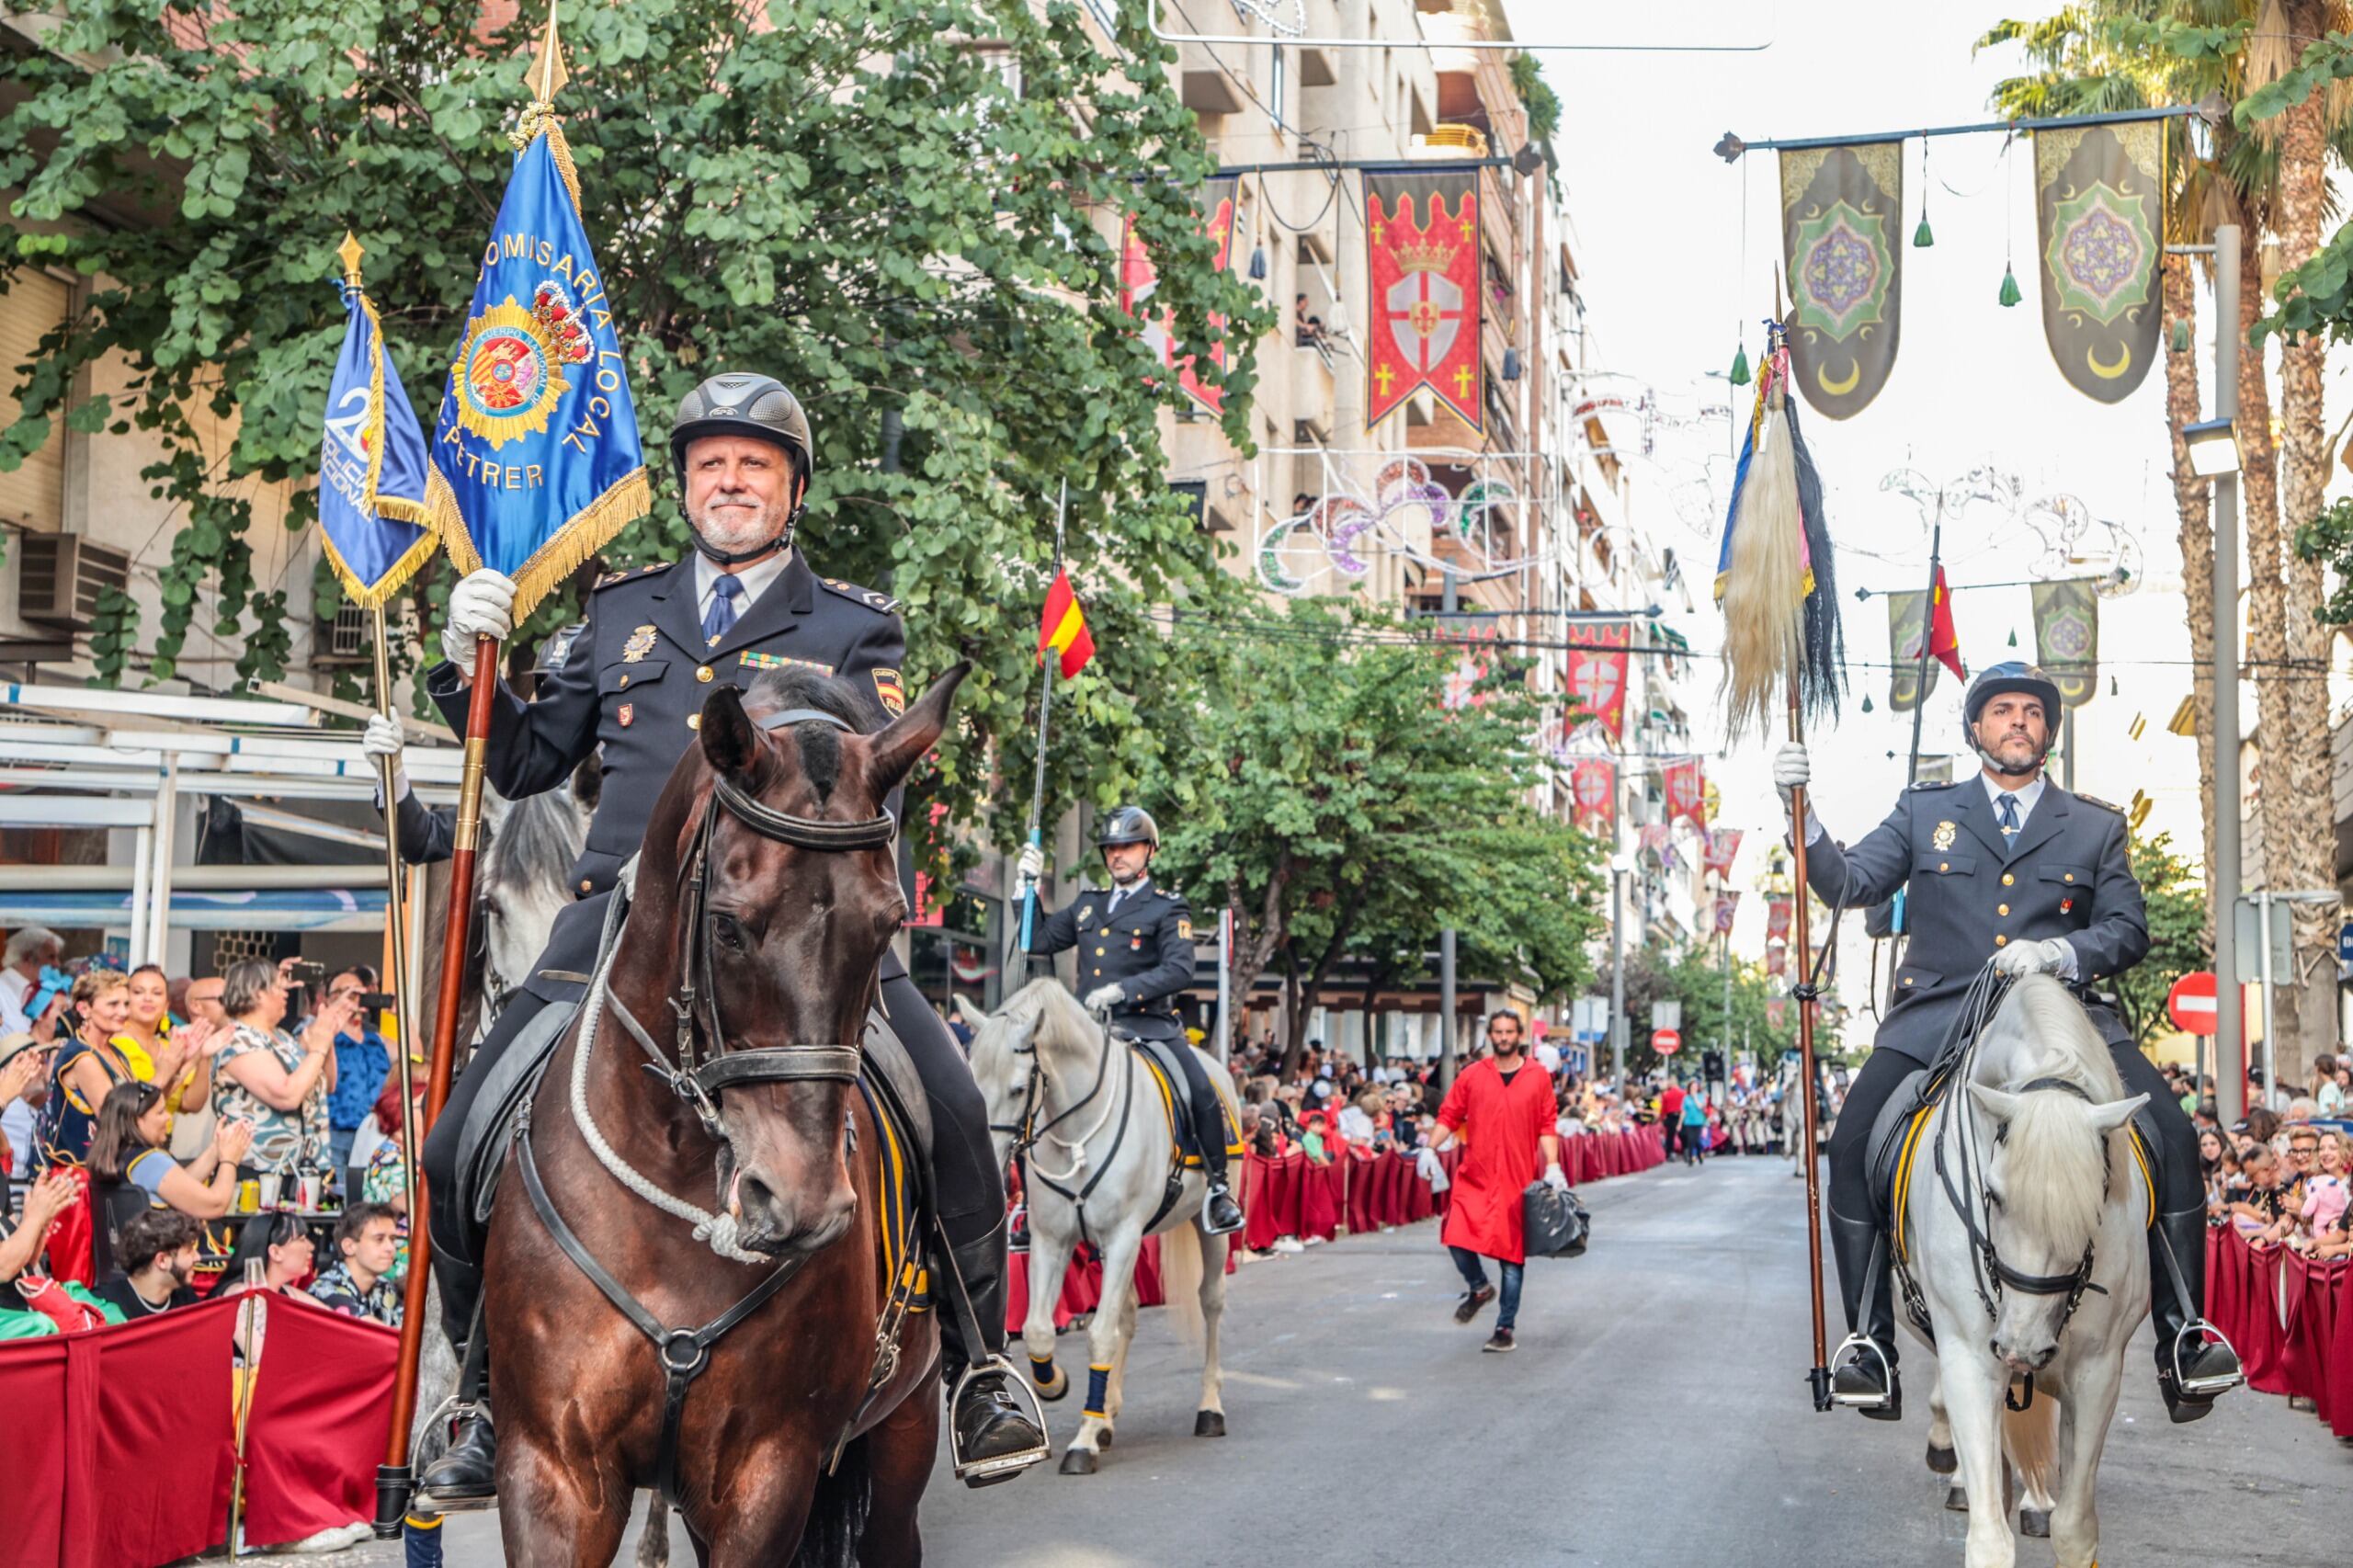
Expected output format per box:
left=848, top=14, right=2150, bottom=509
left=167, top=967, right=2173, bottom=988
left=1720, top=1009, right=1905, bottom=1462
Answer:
left=1268, top=44, right=1287, bottom=130
left=0, top=269, right=70, bottom=534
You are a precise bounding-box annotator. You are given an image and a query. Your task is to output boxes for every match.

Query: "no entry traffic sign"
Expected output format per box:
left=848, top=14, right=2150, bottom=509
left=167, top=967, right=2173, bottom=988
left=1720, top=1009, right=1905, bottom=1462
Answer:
left=2166, top=971, right=2217, bottom=1036
left=1652, top=1028, right=1682, bottom=1055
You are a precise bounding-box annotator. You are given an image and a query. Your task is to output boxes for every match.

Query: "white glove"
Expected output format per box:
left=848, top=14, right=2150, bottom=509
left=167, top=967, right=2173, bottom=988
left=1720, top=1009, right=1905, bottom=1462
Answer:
left=1083, top=983, right=1124, bottom=1014
left=363, top=715, right=409, bottom=803
left=1415, top=1146, right=1449, bottom=1193
left=1013, top=843, right=1045, bottom=900
left=1772, top=742, right=1810, bottom=811
left=1991, top=937, right=2071, bottom=978
left=1542, top=1163, right=1571, bottom=1194
left=439, top=569, right=517, bottom=668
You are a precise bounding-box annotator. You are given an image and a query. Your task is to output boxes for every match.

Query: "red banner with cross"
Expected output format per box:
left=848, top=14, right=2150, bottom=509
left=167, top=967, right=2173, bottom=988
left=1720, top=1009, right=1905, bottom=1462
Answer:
left=1364, top=165, right=1483, bottom=429
left=1121, top=176, right=1238, bottom=417
left=1570, top=758, right=1616, bottom=834
left=1663, top=756, right=1707, bottom=832
left=1563, top=619, right=1632, bottom=743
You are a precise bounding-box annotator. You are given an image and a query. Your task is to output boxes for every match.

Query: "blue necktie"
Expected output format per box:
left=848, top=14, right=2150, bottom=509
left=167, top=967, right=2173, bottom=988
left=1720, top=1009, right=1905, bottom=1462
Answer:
left=702, top=572, right=745, bottom=646
left=1996, top=792, right=2021, bottom=835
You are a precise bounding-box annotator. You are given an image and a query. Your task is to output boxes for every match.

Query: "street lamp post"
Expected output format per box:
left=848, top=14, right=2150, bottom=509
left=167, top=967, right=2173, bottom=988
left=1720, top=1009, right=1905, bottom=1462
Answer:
left=2208, top=227, right=2245, bottom=1130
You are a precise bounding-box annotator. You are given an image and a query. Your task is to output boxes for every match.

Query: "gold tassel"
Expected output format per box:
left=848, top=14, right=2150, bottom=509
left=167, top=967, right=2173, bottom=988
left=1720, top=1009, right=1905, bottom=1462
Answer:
left=1718, top=375, right=1807, bottom=743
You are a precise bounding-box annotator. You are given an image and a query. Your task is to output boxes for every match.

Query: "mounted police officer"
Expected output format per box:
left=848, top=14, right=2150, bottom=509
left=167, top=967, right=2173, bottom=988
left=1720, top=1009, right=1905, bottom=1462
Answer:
left=414, top=371, right=1044, bottom=1499
left=1775, top=662, right=2241, bottom=1424
left=1014, top=808, right=1245, bottom=1234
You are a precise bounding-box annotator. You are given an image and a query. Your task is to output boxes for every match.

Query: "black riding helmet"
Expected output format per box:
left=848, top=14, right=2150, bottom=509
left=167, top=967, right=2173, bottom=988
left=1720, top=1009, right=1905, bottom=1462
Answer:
left=669, top=372, right=813, bottom=563
left=1096, top=805, right=1160, bottom=851
left=1963, top=661, right=2063, bottom=763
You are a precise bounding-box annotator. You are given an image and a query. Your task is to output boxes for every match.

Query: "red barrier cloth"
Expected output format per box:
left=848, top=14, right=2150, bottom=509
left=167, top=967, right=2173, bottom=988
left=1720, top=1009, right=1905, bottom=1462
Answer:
left=2279, top=1248, right=2333, bottom=1418
left=0, top=1295, right=238, bottom=1568
left=1298, top=1162, right=1342, bottom=1242
left=2330, top=1259, right=2353, bottom=1437
left=238, top=1293, right=398, bottom=1547
left=2203, top=1225, right=2353, bottom=1423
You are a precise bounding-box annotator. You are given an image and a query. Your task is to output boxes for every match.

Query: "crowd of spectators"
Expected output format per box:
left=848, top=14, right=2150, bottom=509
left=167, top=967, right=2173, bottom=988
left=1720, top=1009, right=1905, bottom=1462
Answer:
left=0, top=933, right=415, bottom=1337
left=2172, top=1059, right=2353, bottom=1261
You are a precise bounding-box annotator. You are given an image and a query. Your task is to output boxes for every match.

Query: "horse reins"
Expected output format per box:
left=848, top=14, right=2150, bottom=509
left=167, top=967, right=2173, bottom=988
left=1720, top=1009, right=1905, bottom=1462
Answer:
left=517, top=704, right=907, bottom=1507
left=989, top=1010, right=1140, bottom=1249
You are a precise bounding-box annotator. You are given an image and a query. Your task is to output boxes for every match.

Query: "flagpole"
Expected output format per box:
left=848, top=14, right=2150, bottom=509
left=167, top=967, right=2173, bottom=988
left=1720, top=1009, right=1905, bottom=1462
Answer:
left=1788, top=676, right=1831, bottom=1412
left=1015, top=478, right=1069, bottom=965
left=369, top=604, right=422, bottom=1228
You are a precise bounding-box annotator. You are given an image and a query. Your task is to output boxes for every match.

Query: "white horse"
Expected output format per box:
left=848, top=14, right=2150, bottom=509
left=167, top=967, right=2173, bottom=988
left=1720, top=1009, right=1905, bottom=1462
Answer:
left=1893, top=975, right=2149, bottom=1568
left=960, top=980, right=1235, bottom=1476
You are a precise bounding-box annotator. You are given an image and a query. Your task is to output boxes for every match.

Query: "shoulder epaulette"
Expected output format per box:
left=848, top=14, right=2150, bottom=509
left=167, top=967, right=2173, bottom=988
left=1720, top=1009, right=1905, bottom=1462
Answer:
left=2075, top=791, right=2125, bottom=816
left=1907, top=778, right=1962, bottom=791
left=591, top=563, right=661, bottom=591
left=819, top=575, right=901, bottom=615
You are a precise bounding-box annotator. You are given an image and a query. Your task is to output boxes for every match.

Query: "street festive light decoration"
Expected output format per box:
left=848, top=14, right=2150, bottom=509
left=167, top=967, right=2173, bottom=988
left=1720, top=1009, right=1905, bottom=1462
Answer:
left=1714, top=314, right=1847, bottom=1412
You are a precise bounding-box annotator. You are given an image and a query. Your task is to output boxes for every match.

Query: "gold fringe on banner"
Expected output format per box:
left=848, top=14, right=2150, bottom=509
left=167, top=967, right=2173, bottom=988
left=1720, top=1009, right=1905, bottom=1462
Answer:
left=421, top=461, right=651, bottom=627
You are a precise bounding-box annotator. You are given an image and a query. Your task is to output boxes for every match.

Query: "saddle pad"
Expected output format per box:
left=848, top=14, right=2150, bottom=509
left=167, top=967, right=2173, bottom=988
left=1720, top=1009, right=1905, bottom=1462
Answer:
left=1865, top=1067, right=1932, bottom=1232
left=460, top=994, right=582, bottom=1230
left=1128, top=1037, right=1240, bottom=1167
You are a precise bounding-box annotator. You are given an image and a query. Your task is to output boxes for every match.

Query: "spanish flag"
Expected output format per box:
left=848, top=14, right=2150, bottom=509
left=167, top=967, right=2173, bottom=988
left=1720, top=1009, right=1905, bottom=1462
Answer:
left=1037, top=568, right=1095, bottom=679
left=1927, top=564, right=1966, bottom=682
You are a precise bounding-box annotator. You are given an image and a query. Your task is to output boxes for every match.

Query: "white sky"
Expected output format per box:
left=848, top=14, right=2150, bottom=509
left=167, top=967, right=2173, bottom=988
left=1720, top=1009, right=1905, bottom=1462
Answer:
left=1514, top=1, right=2265, bottom=1046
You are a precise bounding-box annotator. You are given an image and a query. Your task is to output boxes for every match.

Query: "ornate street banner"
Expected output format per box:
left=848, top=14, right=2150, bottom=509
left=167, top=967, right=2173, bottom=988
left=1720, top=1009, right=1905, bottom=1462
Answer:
left=1364, top=165, right=1483, bottom=430
left=2031, top=577, right=2100, bottom=706
left=1713, top=892, right=1741, bottom=935
left=1779, top=142, right=1903, bottom=420
left=1563, top=619, right=1632, bottom=743
left=1885, top=588, right=1938, bottom=712
left=1121, top=176, right=1237, bottom=418
left=1570, top=759, right=1616, bottom=835
left=1703, top=827, right=1744, bottom=877
left=1767, top=996, right=1789, bottom=1028
left=424, top=108, right=650, bottom=620
left=1663, top=756, right=1707, bottom=832
left=2032, top=120, right=2164, bottom=403
left=1767, top=896, right=1791, bottom=940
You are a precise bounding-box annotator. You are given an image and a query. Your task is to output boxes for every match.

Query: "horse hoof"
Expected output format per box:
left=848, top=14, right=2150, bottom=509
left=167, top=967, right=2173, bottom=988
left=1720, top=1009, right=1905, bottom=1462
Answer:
left=1195, top=1410, right=1226, bottom=1438
left=1925, top=1442, right=1958, bottom=1475
left=1058, top=1448, right=1098, bottom=1476
left=2019, top=1508, right=2050, bottom=1539
left=1096, top=1428, right=1113, bottom=1449
left=1943, top=1484, right=1968, bottom=1514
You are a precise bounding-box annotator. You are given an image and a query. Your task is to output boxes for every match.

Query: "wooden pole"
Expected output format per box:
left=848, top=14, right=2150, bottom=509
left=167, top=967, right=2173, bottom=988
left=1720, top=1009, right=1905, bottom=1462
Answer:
left=1788, top=676, right=1831, bottom=1411
left=381, top=637, right=500, bottom=1480
left=369, top=607, right=421, bottom=1227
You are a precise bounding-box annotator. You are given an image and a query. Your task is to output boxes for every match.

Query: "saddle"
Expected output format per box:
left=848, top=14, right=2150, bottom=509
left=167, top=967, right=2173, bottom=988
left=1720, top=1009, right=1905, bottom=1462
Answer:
left=1119, top=1032, right=1236, bottom=1170
left=452, top=993, right=936, bottom=1252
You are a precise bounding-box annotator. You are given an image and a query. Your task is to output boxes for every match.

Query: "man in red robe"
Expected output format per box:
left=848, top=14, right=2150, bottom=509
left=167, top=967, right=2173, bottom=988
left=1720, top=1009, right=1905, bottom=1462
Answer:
left=1424, top=1012, right=1566, bottom=1352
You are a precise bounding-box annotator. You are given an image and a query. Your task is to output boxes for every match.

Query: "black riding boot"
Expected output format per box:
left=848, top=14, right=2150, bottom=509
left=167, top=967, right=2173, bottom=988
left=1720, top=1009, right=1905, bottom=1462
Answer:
left=1828, top=1206, right=1902, bottom=1419
left=939, top=1223, right=1048, bottom=1486
left=419, top=1403, right=495, bottom=1502
left=417, top=1234, right=497, bottom=1503
left=2151, top=1204, right=2243, bottom=1423
left=1176, top=1051, right=1245, bottom=1234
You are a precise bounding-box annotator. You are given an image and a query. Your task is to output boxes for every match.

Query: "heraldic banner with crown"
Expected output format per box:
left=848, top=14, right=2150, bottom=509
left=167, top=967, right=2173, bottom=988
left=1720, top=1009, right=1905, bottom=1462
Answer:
left=1363, top=165, right=1483, bottom=430
left=422, top=112, right=651, bottom=622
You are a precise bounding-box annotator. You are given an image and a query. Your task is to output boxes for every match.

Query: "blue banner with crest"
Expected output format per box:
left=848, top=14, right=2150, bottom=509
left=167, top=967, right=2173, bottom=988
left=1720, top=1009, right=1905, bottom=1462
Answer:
left=422, top=115, right=649, bottom=620
left=318, top=280, right=434, bottom=609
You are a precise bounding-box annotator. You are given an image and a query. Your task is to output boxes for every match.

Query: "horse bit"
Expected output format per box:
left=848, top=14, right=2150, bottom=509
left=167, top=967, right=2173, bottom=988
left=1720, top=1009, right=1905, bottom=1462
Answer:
left=515, top=706, right=900, bottom=1506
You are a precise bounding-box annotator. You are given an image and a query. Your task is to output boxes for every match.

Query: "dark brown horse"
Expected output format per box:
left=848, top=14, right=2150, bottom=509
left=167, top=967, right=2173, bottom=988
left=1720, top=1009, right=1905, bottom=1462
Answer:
left=483, top=665, right=966, bottom=1566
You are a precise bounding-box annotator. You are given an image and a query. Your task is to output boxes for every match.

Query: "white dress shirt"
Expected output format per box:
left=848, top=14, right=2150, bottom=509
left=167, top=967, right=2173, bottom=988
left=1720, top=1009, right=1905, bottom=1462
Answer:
left=693, top=548, right=791, bottom=628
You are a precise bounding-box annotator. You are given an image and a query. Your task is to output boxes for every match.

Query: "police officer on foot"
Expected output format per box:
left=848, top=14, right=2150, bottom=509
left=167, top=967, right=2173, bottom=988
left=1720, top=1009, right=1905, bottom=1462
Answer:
left=1775, top=662, right=2241, bottom=1423
left=1014, top=809, right=1245, bottom=1234
left=414, top=372, right=1044, bottom=1500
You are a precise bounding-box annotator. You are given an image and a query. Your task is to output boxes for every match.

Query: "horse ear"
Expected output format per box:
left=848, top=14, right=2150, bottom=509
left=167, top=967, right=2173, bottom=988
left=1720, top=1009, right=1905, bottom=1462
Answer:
left=863, top=662, right=970, bottom=797
left=952, top=995, right=989, bottom=1029
left=699, top=685, right=760, bottom=778
left=1968, top=1083, right=2021, bottom=1125
left=2086, top=1093, right=2149, bottom=1136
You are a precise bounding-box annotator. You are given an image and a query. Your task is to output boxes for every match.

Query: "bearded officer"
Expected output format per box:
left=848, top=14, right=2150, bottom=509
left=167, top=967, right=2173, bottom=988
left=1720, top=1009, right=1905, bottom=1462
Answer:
left=1013, top=808, right=1244, bottom=1234
left=1775, top=662, right=2241, bottom=1423
left=415, top=372, right=1043, bottom=1499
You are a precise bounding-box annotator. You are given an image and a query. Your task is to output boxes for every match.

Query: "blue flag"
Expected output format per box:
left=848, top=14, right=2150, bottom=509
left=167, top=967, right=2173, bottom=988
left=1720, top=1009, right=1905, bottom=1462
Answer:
left=319, top=280, right=434, bottom=609
left=423, top=116, right=649, bottom=619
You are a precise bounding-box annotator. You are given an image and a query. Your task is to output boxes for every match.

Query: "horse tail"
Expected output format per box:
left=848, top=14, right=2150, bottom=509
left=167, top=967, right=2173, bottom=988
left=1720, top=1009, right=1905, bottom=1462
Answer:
left=2000, top=1385, right=2058, bottom=1506
left=790, top=1437, right=871, bottom=1568
left=1160, top=1221, right=1209, bottom=1351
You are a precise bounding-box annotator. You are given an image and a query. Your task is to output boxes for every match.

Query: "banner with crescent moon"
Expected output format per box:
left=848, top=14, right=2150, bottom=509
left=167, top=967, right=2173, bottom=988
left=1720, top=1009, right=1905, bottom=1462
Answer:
left=2030, top=577, right=2100, bottom=706
left=1364, top=165, right=1483, bottom=430
left=2032, top=121, right=2164, bottom=403
left=1885, top=587, right=1939, bottom=712
left=1779, top=142, right=1904, bottom=420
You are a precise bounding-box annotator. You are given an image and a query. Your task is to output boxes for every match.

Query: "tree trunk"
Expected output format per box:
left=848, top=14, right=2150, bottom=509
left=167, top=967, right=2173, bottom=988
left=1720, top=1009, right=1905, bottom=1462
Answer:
left=2270, top=20, right=2341, bottom=1080
left=1224, top=862, right=1291, bottom=1052
left=2236, top=220, right=2308, bottom=1071
left=2160, top=255, right=2220, bottom=950
left=1279, top=941, right=1307, bottom=1078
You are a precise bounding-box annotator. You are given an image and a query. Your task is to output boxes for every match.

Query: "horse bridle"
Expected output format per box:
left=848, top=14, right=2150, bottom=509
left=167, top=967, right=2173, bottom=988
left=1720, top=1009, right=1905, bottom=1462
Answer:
left=614, top=707, right=894, bottom=1141
left=987, top=1008, right=1135, bottom=1246
left=1934, top=1070, right=2109, bottom=1333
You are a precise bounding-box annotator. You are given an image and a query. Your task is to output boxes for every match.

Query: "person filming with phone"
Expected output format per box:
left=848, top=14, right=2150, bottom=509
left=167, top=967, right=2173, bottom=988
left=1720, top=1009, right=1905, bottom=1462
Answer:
left=211, top=959, right=349, bottom=1179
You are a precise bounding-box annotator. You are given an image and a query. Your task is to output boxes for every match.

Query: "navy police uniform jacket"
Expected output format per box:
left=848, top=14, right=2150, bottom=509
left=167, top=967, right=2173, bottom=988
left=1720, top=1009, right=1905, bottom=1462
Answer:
left=424, top=551, right=908, bottom=1002
left=1805, top=777, right=2147, bottom=1067
left=1024, top=881, right=1197, bottom=1042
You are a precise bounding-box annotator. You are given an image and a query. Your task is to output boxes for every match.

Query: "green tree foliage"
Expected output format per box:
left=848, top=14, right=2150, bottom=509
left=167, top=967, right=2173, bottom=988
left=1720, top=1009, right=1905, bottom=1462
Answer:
left=1614, top=941, right=1834, bottom=1082
left=0, top=0, right=1270, bottom=866
left=1142, top=599, right=1605, bottom=1070
left=2114, top=830, right=2209, bottom=1048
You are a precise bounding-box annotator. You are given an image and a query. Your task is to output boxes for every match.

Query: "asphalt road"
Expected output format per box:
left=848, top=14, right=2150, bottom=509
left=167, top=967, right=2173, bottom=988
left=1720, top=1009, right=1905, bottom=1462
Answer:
left=360, top=1153, right=2342, bottom=1566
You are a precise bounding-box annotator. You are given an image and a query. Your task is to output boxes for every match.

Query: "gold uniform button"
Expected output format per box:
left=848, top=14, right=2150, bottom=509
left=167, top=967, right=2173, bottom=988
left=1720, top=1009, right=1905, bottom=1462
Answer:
left=2063, top=872, right=2075, bottom=882
left=1995, top=935, right=2009, bottom=948
left=618, top=674, right=630, bottom=688
left=1902, top=976, right=1914, bottom=986
left=697, top=665, right=714, bottom=683
left=1095, top=947, right=1105, bottom=955
left=579, top=880, right=593, bottom=894
left=688, top=713, right=701, bottom=731
left=2001, top=873, right=2015, bottom=887
left=1997, top=903, right=2009, bottom=916
left=1938, top=861, right=1949, bottom=872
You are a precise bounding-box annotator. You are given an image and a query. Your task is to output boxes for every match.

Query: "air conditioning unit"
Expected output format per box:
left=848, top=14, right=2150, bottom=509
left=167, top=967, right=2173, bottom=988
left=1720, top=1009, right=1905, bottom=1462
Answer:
left=17, top=534, right=131, bottom=631
left=312, top=600, right=371, bottom=667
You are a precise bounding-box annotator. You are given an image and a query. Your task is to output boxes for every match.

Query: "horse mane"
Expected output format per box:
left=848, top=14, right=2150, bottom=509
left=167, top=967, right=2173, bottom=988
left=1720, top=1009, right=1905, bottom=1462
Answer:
left=1002, top=976, right=1098, bottom=1060
left=743, top=666, right=886, bottom=801
left=1975, top=975, right=2131, bottom=1241
left=480, top=776, right=589, bottom=897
